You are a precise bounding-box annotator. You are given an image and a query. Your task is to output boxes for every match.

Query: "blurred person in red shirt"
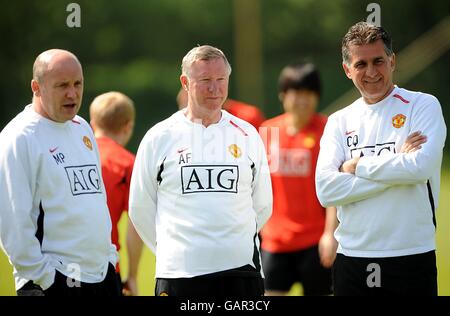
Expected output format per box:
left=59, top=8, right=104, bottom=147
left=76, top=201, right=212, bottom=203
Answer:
left=259, top=62, right=337, bottom=296
left=90, top=91, right=143, bottom=296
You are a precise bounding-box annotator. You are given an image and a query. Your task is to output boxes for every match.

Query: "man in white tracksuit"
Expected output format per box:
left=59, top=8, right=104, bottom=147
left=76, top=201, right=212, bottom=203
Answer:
left=315, top=22, right=446, bottom=295
left=0, top=49, right=119, bottom=296
left=129, top=45, right=272, bottom=296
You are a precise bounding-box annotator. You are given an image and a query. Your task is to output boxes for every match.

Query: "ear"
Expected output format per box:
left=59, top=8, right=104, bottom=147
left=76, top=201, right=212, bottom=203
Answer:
left=390, top=53, right=396, bottom=72
left=119, top=120, right=133, bottom=138
left=125, top=120, right=134, bottom=133
left=90, top=119, right=97, bottom=131
left=31, top=79, right=41, bottom=97
left=180, top=75, right=189, bottom=91
left=342, top=62, right=352, bottom=79
left=278, top=92, right=285, bottom=103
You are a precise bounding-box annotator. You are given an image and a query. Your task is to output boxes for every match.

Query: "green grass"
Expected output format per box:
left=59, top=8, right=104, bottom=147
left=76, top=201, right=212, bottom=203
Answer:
left=436, top=162, right=450, bottom=295
left=116, top=215, right=156, bottom=296
left=1, top=156, right=450, bottom=296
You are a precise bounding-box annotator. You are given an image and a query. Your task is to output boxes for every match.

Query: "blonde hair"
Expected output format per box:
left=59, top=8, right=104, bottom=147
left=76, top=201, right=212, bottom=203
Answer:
left=89, top=92, right=135, bottom=133
left=181, top=45, right=232, bottom=77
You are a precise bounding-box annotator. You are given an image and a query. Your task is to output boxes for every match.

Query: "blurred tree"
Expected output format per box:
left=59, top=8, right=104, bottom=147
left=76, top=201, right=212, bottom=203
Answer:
left=232, top=0, right=264, bottom=110
left=0, top=0, right=448, bottom=154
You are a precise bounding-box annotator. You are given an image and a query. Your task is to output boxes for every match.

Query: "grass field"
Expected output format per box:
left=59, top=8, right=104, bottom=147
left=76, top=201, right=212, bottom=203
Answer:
left=1, top=156, right=450, bottom=296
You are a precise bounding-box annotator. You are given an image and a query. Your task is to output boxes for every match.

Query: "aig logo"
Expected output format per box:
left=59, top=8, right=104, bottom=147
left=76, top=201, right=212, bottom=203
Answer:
left=64, top=165, right=102, bottom=196
left=181, top=165, right=239, bottom=194
left=350, top=142, right=396, bottom=158
left=270, top=148, right=311, bottom=176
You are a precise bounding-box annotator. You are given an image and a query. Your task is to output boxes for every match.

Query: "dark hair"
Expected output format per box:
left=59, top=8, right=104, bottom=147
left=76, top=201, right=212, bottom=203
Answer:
left=342, top=22, right=393, bottom=65
left=278, top=62, right=321, bottom=96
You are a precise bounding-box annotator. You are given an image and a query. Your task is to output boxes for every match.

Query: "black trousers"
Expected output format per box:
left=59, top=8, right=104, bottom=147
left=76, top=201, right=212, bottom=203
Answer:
left=333, top=251, right=437, bottom=296
left=17, top=263, right=121, bottom=296
left=155, top=265, right=265, bottom=296
left=262, top=245, right=332, bottom=295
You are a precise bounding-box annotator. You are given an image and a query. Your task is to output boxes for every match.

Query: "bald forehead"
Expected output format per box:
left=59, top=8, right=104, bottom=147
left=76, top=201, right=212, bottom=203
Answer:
left=33, top=49, right=82, bottom=82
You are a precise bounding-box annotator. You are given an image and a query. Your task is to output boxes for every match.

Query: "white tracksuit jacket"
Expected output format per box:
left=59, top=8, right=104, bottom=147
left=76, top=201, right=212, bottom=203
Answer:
left=0, top=105, right=117, bottom=290
left=129, top=110, right=272, bottom=278
left=316, top=86, right=446, bottom=257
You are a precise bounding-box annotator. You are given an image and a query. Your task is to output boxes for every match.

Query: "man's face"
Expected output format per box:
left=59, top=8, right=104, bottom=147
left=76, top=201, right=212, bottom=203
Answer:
left=281, top=89, right=319, bottom=123
left=34, top=56, right=83, bottom=123
left=183, top=58, right=229, bottom=113
left=343, top=39, right=395, bottom=104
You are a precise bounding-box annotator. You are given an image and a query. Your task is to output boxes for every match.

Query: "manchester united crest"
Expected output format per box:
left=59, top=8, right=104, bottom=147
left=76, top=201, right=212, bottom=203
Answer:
left=392, top=114, right=406, bottom=128
left=303, top=135, right=316, bottom=149
left=83, top=136, right=93, bottom=150
left=228, top=144, right=242, bottom=158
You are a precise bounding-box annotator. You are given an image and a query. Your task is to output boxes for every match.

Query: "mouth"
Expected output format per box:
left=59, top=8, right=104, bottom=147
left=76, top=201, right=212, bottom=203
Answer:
left=205, top=97, right=223, bottom=103
left=364, top=78, right=382, bottom=84
left=63, top=103, right=77, bottom=109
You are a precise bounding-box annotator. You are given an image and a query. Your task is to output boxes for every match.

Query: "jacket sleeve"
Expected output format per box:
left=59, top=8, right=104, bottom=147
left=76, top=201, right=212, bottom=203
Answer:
left=315, top=114, right=391, bottom=207
left=129, top=133, right=158, bottom=254
left=0, top=134, right=55, bottom=290
left=355, top=95, right=446, bottom=184
left=251, top=132, right=272, bottom=232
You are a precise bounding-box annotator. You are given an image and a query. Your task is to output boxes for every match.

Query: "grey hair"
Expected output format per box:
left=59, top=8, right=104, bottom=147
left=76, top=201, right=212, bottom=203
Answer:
left=342, top=22, right=393, bottom=65
left=181, top=45, right=232, bottom=77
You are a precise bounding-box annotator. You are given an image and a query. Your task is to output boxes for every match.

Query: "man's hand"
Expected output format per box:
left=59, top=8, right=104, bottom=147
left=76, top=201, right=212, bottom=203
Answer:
left=122, top=277, right=138, bottom=296
left=16, top=281, right=45, bottom=296
left=400, top=131, right=427, bottom=153
left=339, top=156, right=360, bottom=174
left=318, top=231, right=338, bottom=268
left=338, top=132, right=427, bottom=174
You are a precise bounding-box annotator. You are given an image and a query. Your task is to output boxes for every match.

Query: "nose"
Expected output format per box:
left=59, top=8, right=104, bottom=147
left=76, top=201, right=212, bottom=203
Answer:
left=366, top=63, right=377, bottom=77
left=207, top=80, right=219, bottom=93
left=207, top=83, right=215, bottom=93
left=66, top=86, right=78, bottom=99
